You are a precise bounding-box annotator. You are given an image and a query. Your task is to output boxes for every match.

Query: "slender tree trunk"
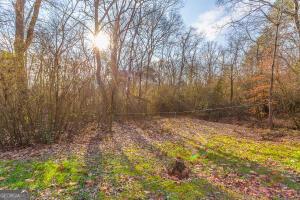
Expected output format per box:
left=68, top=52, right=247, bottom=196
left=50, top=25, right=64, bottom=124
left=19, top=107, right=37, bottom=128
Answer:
left=94, top=0, right=109, bottom=124
left=269, top=21, right=281, bottom=129
left=230, top=46, right=239, bottom=104
left=293, top=0, right=300, bottom=38
left=13, top=0, right=42, bottom=144
left=145, top=50, right=153, bottom=92
left=178, top=54, right=185, bottom=87
left=138, top=57, right=143, bottom=100
left=125, top=62, right=132, bottom=114
left=108, top=16, right=120, bottom=132
left=53, top=54, right=60, bottom=137
left=14, top=0, right=27, bottom=91
left=230, top=64, right=233, bottom=104
left=14, top=0, right=42, bottom=90
left=293, top=0, right=300, bottom=59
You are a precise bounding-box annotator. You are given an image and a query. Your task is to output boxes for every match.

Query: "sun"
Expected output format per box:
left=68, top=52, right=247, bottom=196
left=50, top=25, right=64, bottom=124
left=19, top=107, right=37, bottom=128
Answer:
left=94, top=31, right=110, bottom=50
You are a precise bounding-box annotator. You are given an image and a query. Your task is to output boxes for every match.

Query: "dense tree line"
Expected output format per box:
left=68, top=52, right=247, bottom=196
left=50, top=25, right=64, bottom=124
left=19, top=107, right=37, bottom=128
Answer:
left=0, top=0, right=299, bottom=147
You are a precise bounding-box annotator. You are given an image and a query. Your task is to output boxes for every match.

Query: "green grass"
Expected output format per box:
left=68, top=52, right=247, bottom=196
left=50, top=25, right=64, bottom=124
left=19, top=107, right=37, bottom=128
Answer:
left=200, top=135, right=300, bottom=191
left=97, top=146, right=234, bottom=200
left=162, top=132, right=300, bottom=191
left=205, top=135, right=300, bottom=171
left=155, top=124, right=300, bottom=195
left=0, top=158, right=83, bottom=198
left=0, top=120, right=299, bottom=199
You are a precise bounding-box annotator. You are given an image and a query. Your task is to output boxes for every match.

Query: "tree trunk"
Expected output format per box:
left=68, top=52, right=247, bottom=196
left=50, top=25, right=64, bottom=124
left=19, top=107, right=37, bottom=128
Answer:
left=293, top=0, right=300, bottom=59
left=14, top=0, right=27, bottom=91
left=269, top=21, right=281, bottom=129
left=145, top=50, right=153, bottom=92
left=108, top=16, right=120, bottom=132
left=230, top=46, right=239, bottom=104
left=94, top=0, right=110, bottom=124
left=14, top=0, right=42, bottom=90
left=230, top=64, right=233, bottom=104
left=13, top=0, right=42, bottom=144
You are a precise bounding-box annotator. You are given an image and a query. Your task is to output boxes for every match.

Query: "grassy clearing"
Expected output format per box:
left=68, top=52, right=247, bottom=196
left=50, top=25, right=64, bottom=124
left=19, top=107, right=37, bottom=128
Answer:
left=0, top=157, right=83, bottom=198
left=97, top=147, right=233, bottom=200
left=0, top=117, right=299, bottom=199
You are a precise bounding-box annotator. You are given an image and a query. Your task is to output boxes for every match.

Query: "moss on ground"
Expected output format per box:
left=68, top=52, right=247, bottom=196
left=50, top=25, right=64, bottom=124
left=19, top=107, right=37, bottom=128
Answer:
left=0, top=158, right=83, bottom=198
left=206, top=135, right=300, bottom=172
left=0, top=119, right=299, bottom=199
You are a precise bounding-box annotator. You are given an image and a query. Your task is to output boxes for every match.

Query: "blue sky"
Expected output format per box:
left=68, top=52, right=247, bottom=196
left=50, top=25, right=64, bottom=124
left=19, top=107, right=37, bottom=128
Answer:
left=180, top=0, right=216, bottom=26
left=180, top=0, right=230, bottom=41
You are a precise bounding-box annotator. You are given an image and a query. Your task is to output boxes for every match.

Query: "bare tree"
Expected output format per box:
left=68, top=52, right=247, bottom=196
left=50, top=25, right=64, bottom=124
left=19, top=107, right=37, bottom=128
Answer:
left=14, top=0, right=42, bottom=89
left=219, top=0, right=286, bottom=128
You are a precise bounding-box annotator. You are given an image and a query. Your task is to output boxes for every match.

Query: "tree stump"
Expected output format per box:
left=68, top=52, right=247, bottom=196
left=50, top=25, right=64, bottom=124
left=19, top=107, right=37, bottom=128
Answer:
left=168, top=157, right=190, bottom=180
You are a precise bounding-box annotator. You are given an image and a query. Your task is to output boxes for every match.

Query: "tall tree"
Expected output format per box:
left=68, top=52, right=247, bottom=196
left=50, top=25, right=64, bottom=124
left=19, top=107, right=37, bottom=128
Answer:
left=14, top=0, right=42, bottom=89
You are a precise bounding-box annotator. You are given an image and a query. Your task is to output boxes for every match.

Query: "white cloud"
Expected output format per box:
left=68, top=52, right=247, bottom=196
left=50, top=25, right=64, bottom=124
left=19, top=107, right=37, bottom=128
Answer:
left=193, top=0, right=277, bottom=41
left=192, top=6, right=230, bottom=41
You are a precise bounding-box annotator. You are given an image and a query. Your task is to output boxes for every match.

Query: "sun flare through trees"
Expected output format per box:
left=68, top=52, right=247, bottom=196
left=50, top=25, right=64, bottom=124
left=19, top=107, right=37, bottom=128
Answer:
left=0, top=0, right=299, bottom=199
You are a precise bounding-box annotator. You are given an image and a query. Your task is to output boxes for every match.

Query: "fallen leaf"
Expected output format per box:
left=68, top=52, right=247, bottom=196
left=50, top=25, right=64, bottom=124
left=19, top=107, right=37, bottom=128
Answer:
left=85, top=180, right=94, bottom=187
left=25, top=178, right=34, bottom=183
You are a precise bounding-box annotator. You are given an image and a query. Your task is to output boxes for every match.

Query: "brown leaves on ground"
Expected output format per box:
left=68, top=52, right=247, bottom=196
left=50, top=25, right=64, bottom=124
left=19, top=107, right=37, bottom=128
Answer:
left=0, top=122, right=100, bottom=160
left=1, top=117, right=299, bottom=199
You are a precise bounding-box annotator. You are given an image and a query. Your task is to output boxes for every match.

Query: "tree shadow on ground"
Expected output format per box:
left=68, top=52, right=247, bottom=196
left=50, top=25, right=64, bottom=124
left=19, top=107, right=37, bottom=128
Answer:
left=109, top=123, right=237, bottom=199
left=76, top=128, right=107, bottom=200
left=117, top=121, right=178, bottom=163
left=123, top=119, right=300, bottom=198
left=198, top=146, right=300, bottom=193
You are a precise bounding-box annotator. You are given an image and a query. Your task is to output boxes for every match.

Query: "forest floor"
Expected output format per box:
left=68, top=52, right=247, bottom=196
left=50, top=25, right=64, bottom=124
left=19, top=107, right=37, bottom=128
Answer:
left=0, top=117, right=300, bottom=200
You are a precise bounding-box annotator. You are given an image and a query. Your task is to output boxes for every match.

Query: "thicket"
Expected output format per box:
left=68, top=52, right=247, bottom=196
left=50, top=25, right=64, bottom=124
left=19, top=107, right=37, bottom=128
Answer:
left=0, top=0, right=299, bottom=148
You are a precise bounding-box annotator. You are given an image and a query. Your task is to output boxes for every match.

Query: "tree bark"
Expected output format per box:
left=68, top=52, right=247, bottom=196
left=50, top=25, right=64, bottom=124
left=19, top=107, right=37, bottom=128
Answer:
left=14, top=0, right=26, bottom=90
left=230, top=64, right=234, bottom=104
left=108, top=16, right=120, bottom=132
left=13, top=0, right=42, bottom=143
left=14, top=0, right=42, bottom=89
left=293, top=0, right=300, bottom=38
left=94, top=0, right=109, bottom=123
left=269, top=20, right=281, bottom=129
left=293, top=0, right=300, bottom=59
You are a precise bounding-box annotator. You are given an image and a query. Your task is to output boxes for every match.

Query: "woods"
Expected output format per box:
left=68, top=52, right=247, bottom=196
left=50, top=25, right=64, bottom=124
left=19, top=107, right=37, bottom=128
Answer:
left=0, top=0, right=299, bottom=148
left=0, top=0, right=300, bottom=199
left=0, top=0, right=298, bottom=148
left=0, top=0, right=300, bottom=147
